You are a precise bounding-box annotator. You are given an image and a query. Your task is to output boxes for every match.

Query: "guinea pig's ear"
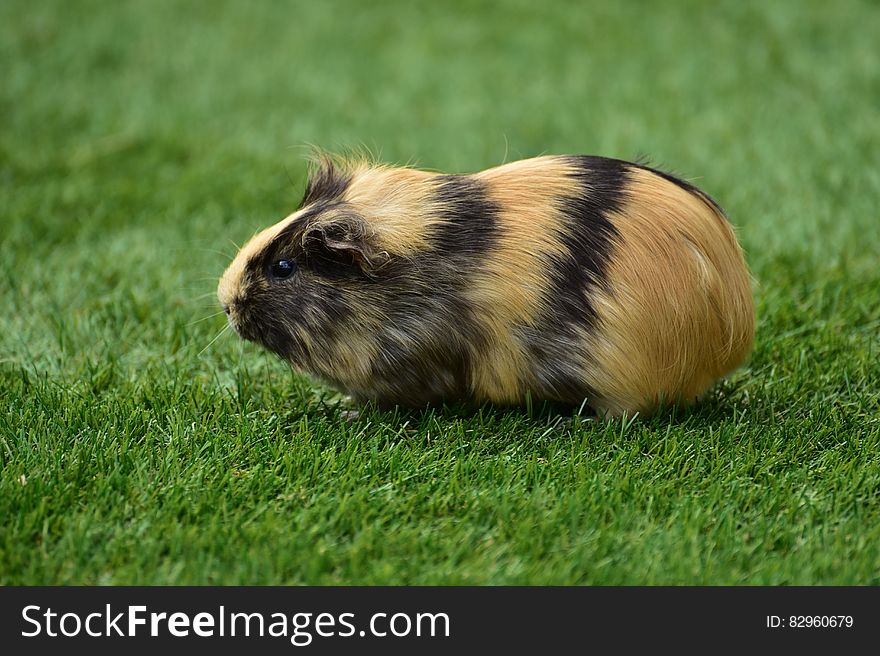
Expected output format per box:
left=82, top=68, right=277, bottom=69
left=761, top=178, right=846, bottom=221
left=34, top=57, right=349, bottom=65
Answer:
left=303, top=218, right=390, bottom=273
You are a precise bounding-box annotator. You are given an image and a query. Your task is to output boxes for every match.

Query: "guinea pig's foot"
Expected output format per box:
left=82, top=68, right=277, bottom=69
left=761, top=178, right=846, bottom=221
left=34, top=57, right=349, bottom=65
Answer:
left=339, top=409, right=361, bottom=422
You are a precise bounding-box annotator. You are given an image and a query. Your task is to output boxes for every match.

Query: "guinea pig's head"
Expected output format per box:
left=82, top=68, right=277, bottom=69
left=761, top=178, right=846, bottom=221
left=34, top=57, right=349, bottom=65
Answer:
left=217, top=156, right=443, bottom=393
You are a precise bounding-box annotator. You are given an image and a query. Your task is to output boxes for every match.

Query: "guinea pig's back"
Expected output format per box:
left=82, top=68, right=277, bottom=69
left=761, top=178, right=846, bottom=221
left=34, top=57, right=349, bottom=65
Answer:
left=474, top=156, right=754, bottom=417
left=583, top=164, right=755, bottom=416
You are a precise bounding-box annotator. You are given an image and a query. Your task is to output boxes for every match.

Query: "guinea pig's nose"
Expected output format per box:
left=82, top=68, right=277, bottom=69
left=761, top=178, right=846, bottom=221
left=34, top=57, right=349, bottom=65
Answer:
left=222, top=304, right=231, bottom=316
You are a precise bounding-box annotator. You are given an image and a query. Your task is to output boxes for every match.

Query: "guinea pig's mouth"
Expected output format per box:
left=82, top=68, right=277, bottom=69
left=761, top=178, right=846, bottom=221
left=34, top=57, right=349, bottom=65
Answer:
left=222, top=303, right=257, bottom=342
left=226, top=306, right=288, bottom=358
left=220, top=299, right=298, bottom=362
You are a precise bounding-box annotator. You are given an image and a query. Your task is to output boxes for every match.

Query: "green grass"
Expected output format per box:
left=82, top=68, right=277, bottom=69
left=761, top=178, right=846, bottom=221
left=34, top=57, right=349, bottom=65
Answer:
left=2, top=0, right=879, bottom=585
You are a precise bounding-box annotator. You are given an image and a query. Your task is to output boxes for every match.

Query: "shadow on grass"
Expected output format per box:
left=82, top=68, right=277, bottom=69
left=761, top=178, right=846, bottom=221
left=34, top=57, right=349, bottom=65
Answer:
left=295, top=375, right=753, bottom=438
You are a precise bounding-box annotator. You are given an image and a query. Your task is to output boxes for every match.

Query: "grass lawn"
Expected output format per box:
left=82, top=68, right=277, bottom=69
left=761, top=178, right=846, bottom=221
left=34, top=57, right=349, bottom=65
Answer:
left=2, top=0, right=879, bottom=585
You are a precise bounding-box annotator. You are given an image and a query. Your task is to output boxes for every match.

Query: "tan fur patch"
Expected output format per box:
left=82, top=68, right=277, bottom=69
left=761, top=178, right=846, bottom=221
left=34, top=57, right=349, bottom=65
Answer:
left=585, top=167, right=754, bottom=416
left=339, top=165, right=440, bottom=257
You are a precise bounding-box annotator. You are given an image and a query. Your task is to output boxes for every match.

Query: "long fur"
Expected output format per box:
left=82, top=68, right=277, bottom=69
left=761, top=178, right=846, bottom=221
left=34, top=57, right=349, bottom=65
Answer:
left=218, top=154, right=754, bottom=417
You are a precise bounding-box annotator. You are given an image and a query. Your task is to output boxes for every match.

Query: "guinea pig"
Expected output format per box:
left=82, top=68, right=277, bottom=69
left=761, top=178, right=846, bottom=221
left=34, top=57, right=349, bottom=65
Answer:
left=217, top=153, right=754, bottom=418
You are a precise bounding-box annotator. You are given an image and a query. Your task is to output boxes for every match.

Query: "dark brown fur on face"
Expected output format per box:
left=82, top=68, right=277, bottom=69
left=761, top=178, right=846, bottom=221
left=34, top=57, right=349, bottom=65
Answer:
left=218, top=153, right=754, bottom=418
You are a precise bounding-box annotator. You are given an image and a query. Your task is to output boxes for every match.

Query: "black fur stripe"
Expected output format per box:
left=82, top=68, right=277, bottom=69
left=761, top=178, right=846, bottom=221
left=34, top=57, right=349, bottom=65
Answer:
left=516, top=156, right=627, bottom=404
left=552, top=155, right=626, bottom=327
left=301, top=160, right=353, bottom=207
left=427, top=174, right=500, bottom=349
left=430, top=175, right=500, bottom=259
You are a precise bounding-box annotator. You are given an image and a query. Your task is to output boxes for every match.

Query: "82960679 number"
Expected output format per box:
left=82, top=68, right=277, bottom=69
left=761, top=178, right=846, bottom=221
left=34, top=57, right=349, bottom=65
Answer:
left=766, top=615, right=853, bottom=629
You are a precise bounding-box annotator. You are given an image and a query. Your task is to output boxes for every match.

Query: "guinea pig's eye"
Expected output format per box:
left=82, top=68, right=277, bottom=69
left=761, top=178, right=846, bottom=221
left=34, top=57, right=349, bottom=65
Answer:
left=269, top=259, right=296, bottom=280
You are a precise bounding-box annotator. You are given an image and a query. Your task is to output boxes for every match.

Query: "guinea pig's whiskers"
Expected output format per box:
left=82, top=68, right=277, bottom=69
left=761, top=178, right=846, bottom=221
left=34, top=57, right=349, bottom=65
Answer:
left=198, top=323, right=231, bottom=358
left=188, top=291, right=222, bottom=301
left=189, top=310, right=227, bottom=326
